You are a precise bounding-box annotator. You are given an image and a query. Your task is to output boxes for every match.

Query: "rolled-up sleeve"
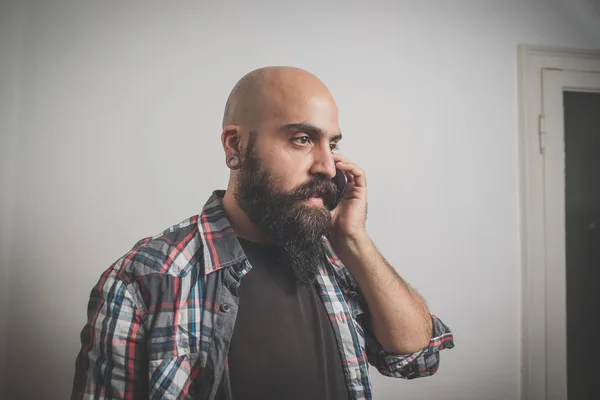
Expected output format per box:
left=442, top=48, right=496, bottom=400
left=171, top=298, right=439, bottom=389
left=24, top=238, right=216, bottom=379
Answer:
left=364, top=315, right=454, bottom=379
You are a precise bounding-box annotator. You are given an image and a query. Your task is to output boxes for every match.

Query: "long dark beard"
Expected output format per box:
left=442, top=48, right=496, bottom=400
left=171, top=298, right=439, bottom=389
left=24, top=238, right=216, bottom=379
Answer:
left=234, top=132, right=339, bottom=284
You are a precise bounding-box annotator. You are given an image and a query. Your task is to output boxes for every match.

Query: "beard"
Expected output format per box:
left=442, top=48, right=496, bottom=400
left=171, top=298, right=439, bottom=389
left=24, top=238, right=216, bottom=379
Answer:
left=233, top=132, right=339, bottom=284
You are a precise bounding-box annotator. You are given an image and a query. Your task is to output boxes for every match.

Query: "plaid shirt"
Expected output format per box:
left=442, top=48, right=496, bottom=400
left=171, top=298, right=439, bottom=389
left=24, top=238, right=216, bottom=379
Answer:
left=72, top=190, right=454, bottom=400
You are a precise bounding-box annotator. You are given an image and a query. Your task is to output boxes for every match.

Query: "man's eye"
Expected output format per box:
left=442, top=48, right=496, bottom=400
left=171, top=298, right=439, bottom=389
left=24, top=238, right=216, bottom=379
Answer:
left=330, top=142, right=340, bottom=151
left=292, top=136, right=310, bottom=145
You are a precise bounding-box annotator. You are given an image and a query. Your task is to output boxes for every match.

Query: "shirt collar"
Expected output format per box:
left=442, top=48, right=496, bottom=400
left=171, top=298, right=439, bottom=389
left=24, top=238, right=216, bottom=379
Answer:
left=197, top=190, right=248, bottom=275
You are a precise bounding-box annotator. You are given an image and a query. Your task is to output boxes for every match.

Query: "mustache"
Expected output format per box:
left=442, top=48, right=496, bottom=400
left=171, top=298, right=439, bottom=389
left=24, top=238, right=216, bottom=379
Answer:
left=290, top=176, right=339, bottom=206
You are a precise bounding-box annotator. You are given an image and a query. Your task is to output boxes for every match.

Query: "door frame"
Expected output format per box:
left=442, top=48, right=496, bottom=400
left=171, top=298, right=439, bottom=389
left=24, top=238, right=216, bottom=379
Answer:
left=518, top=45, right=600, bottom=400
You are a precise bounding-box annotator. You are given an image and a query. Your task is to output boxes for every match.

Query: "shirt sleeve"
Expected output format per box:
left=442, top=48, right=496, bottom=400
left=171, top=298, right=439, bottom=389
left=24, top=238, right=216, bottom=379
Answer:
left=361, top=313, right=454, bottom=379
left=71, top=268, right=148, bottom=399
left=321, top=237, right=455, bottom=379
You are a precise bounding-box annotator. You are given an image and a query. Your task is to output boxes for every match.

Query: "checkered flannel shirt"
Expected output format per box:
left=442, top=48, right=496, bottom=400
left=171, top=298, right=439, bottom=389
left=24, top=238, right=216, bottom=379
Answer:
left=72, top=190, right=454, bottom=400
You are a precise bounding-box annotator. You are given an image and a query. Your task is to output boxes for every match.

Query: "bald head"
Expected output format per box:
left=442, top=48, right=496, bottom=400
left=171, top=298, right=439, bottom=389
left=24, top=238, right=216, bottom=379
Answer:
left=222, top=66, right=335, bottom=130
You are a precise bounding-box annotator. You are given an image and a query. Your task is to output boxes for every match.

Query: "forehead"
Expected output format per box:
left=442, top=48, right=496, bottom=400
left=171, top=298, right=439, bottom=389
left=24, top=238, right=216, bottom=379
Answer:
left=261, top=90, right=340, bottom=136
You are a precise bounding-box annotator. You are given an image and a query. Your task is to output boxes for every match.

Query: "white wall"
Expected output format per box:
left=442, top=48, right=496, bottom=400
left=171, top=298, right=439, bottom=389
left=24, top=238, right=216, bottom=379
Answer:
left=0, top=0, right=24, bottom=397
left=3, top=1, right=600, bottom=399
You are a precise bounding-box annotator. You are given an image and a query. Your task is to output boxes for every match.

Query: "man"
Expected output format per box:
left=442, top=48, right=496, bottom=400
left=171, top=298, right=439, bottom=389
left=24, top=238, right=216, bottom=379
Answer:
left=72, top=66, right=454, bottom=400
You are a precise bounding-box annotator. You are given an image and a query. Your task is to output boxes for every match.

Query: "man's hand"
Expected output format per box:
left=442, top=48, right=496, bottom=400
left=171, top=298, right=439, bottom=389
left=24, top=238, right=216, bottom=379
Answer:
left=329, top=154, right=368, bottom=243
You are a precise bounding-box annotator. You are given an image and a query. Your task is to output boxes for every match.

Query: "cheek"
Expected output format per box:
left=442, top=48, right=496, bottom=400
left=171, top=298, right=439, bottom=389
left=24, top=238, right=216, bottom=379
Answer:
left=263, top=154, right=310, bottom=191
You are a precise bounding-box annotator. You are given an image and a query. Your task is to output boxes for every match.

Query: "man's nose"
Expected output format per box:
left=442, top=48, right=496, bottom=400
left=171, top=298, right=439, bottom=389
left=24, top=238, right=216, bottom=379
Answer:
left=309, top=147, right=336, bottom=179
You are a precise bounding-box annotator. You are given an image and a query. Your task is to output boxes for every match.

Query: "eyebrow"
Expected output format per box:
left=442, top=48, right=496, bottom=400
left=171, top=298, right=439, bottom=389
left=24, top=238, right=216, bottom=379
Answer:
left=280, top=123, right=342, bottom=142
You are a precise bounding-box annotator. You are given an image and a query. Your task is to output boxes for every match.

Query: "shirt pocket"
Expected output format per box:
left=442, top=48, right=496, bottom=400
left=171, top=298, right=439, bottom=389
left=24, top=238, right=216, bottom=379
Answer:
left=148, top=352, right=202, bottom=400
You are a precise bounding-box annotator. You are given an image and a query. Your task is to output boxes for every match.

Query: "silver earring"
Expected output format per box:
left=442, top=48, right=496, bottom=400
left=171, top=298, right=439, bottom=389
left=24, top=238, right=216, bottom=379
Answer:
left=226, top=154, right=241, bottom=170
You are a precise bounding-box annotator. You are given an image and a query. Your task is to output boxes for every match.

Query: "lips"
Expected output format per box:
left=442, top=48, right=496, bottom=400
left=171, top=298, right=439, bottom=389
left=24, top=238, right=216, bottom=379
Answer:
left=304, top=191, right=325, bottom=201
left=291, top=177, right=338, bottom=208
left=304, top=197, right=324, bottom=205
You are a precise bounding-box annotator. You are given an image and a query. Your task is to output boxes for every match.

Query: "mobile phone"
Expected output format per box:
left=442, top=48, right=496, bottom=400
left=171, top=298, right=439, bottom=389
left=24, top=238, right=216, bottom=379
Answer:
left=330, top=169, right=347, bottom=210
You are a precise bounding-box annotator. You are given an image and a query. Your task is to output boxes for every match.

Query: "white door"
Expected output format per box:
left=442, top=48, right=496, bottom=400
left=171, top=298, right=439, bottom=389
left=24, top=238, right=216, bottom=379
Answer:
left=542, top=69, right=600, bottom=400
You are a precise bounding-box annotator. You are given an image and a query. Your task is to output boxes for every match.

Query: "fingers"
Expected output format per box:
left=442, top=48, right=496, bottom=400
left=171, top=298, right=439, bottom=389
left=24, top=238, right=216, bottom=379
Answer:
left=333, top=154, right=366, bottom=188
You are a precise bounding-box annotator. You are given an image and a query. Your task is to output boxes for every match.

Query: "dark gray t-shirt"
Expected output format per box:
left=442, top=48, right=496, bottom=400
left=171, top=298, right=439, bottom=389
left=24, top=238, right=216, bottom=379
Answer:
left=226, top=237, right=350, bottom=400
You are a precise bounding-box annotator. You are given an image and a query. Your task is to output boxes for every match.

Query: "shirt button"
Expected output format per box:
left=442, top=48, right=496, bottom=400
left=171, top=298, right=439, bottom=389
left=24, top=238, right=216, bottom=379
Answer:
left=220, top=303, right=231, bottom=313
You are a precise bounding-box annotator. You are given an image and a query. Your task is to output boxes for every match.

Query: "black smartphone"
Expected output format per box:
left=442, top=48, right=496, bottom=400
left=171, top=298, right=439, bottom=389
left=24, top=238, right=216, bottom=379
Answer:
left=330, top=169, right=348, bottom=210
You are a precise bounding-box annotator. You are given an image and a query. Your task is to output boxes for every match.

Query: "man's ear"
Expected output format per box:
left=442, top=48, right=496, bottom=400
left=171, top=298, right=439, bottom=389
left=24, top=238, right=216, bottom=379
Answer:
left=221, top=125, right=243, bottom=156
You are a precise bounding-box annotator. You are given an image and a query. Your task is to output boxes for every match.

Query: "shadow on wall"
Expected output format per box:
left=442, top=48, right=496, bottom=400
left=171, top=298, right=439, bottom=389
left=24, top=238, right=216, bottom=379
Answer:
left=6, top=246, right=84, bottom=400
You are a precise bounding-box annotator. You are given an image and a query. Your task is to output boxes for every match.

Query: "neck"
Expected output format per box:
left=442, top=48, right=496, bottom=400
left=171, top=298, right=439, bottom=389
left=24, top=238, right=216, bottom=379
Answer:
left=222, top=183, right=271, bottom=244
